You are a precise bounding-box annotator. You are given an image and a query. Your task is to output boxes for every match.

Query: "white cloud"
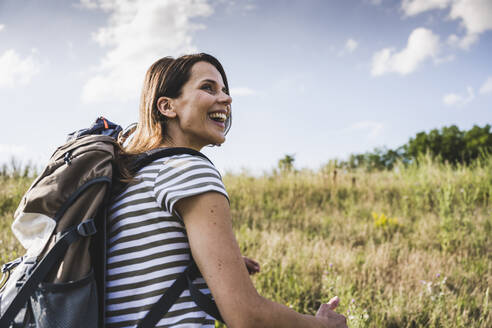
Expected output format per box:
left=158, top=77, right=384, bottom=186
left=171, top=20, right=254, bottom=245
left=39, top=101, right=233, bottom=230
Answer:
left=448, top=33, right=478, bottom=50
left=401, top=0, right=451, bottom=17
left=371, top=28, right=440, bottom=76
left=365, top=0, right=383, bottom=5
left=345, top=38, right=358, bottom=53
left=0, top=49, right=40, bottom=88
left=401, top=0, right=492, bottom=50
left=449, top=0, right=492, bottom=35
left=434, top=53, right=455, bottom=64
left=78, top=0, right=98, bottom=9
left=230, top=87, right=255, bottom=97
left=243, top=4, right=256, bottom=11
left=479, top=76, right=492, bottom=95
left=443, top=86, right=475, bottom=106
left=349, top=121, right=384, bottom=138
left=0, top=24, right=5, bottom=32
left=443, top=78, right=492, bottom=106
left=338, top=38, right=358, bottom=56
left=446, top=32, right=479, bottom=50
left=447, top=0, right=492, bottom=50
left=80, top=0, right=214, bottom=103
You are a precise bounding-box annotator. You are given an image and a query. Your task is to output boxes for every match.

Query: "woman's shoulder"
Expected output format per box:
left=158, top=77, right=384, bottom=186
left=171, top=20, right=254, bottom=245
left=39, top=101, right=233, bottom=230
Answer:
left=146, top=153, right=224, bottom=187
left=150, top=153, right=228, bottom=213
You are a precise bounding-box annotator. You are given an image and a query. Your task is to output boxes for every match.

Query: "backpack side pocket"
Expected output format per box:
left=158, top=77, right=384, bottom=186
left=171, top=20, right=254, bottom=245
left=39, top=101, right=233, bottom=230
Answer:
left=30, top=271, right=97, bottom=328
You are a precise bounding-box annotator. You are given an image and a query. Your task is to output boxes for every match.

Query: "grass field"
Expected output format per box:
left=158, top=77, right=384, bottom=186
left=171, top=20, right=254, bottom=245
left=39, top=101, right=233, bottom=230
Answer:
left=1, top=155, right=491, bottom=327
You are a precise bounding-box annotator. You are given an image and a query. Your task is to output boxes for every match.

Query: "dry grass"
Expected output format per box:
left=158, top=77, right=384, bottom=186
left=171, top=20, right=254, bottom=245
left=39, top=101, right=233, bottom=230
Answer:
left=222, top=155, right=491, bottom=327
left=0, top=156, right=490, bottom=327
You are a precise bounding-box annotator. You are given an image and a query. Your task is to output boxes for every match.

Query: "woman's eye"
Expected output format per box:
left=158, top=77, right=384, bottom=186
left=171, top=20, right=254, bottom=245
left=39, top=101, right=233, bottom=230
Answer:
left=201, top=84, right=214, bottom=92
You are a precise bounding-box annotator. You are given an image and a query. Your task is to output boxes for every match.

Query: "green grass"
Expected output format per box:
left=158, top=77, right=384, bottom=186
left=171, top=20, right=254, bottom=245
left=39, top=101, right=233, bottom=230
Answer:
left=0, top=175, right=33, bottom=263
left=1, top=156, right=490, bottom=327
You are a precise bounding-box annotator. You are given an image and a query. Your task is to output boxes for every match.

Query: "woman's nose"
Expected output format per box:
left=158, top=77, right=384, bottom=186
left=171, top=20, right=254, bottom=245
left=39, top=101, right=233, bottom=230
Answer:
left=219, top=91, right=232, bottom=106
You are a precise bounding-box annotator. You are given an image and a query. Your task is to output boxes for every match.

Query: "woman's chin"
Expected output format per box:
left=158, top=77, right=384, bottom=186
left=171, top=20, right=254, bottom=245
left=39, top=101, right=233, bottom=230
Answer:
left=197, top=133, right=225, bottom=148
left=214, top=135, right=226, bottom=145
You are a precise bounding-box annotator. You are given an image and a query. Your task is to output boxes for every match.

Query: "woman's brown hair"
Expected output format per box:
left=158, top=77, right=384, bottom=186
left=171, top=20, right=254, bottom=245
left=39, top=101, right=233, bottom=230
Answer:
left=124, top=53, right=231, bottom=155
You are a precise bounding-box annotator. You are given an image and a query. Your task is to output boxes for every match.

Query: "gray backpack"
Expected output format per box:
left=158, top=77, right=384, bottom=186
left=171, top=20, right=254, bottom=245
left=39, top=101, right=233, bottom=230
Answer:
left=0, top=117, right=223, bottom=328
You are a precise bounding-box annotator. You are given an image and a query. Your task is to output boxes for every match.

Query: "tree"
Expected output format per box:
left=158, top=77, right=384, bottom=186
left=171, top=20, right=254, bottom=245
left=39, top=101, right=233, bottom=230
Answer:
left=342, top=124, right=492, bottom=170
left=345, top=147, right=404, bottom=171
left=405, top=125, right=491, bottom=165
left=463, top=124, right=492, bottom=163
left=278, top=154, right=295, bottom=172
left=405, top=125, right=464, bottom=164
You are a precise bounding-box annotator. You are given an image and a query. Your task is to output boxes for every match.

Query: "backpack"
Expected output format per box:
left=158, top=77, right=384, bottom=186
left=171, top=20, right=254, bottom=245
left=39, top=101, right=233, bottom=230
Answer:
left=0, top=117, right=223, bottom=328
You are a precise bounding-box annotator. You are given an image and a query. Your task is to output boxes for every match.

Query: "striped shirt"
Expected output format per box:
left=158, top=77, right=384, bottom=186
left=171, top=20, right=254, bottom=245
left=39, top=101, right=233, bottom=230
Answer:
left=105, top=154, right=229, bottom=328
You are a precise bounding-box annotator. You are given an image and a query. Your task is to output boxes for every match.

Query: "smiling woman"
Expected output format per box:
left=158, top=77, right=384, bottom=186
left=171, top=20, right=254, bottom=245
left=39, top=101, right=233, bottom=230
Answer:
left=108, top=53, right=347, bottom=328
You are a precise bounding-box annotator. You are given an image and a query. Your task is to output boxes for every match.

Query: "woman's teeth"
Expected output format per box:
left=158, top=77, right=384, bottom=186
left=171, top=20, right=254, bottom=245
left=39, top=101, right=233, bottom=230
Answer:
left=209, top=112, right=227, bottom=122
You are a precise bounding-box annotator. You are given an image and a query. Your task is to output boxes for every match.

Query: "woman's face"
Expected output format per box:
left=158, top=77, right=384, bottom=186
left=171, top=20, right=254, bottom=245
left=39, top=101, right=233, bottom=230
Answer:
left=162, top=61, right=232, bottom=150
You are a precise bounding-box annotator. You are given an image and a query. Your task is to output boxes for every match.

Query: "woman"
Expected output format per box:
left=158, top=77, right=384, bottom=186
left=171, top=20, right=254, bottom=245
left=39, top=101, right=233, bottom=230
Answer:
left=106, top=53, right=347, bottom=328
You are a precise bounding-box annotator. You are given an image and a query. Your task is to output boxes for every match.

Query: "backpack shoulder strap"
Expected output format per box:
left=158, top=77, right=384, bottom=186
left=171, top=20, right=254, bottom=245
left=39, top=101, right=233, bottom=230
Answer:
left=137, top=261, right=223, bottom=328
left=129, top=147, right=213, bottom=174
left=134, top=147, right=223, bottom=327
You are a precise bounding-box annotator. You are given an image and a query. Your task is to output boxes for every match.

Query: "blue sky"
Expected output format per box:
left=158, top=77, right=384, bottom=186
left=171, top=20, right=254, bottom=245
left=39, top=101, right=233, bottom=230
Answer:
left=0, top=0, right=491, bottom=174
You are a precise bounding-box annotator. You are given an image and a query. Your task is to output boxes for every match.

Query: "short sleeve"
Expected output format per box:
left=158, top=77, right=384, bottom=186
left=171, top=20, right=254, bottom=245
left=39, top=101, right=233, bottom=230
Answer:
left=153, top=155, right=229, bottom=214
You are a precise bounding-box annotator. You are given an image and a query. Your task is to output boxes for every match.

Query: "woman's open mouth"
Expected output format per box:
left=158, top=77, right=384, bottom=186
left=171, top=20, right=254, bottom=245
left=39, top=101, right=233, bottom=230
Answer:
left=208, top=112, right=227, bottom=128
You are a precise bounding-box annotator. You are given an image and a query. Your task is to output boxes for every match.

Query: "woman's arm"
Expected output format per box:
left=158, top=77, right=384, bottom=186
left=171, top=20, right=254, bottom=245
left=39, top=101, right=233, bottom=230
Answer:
left=175, top=192, right=346, bottom=328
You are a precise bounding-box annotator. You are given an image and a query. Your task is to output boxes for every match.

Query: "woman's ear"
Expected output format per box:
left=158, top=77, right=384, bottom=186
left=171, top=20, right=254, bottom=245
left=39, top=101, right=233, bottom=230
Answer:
left=157, top=97, right=177, bottom=119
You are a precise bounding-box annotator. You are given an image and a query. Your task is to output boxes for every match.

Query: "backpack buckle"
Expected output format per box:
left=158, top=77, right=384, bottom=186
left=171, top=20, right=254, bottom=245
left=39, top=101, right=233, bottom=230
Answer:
left=2, top=257, right=23, bottom=273
left=64, top=151, right=73, bottom=165
left=77, top=219, right=97, bottom=236
left=15, top=257, right=37, bottom=288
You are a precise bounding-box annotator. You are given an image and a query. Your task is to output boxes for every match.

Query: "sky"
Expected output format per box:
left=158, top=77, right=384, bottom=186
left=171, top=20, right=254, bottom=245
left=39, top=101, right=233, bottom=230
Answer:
left=0, top=0, right=491, bottom=174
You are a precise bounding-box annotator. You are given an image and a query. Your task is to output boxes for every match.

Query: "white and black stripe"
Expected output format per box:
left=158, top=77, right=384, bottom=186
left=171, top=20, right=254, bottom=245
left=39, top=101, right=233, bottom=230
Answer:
left=105, top=154, right=228, bottom=328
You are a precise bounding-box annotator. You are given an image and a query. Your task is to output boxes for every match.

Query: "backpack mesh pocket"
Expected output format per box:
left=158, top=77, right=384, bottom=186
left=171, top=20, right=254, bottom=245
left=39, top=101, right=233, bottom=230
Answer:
left=29, top=271, right=98, bottom=328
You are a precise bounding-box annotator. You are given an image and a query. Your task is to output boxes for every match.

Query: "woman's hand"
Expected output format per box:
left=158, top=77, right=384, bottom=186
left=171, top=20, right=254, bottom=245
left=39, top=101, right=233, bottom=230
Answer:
left=243, top=256, right=260, bottom=275
left=315, top=296, right=347, bottom=328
